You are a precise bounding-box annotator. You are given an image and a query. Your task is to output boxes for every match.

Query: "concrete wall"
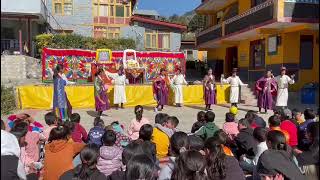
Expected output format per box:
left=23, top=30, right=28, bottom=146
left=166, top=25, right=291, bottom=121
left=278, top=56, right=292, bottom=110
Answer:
left=1, top=55, right=42, bottom=85
left=47, top=0, right=93, bottom=37
left=170, top=32, right=182, bottom=52
left=120, top=26, right=145, bottom=51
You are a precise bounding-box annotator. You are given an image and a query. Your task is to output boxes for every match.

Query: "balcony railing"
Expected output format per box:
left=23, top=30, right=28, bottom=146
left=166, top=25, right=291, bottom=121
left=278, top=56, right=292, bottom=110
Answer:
left=225, top=0, right=275, bottom=35
left=196, top=24, right=222, bottom=45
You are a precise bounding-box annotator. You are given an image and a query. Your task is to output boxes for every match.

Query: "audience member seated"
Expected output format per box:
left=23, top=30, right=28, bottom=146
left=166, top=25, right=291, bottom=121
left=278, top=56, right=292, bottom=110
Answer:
left=155, top=116, right=179, bottom=138
left=1, top=121, right=28, bottom=180
left=43, top=124, right=85, bottom=180
left=191, top=111, right=206, bottom=133
left=43, top=112, right=58, bottom=142
left=205, top=137, right=245, bottom=180
left=152, top=113, right=170, bottom=158
left=234, top=118, right=257, bottom=159
left=223, top=112, right=239, bottom=141
left=171, top=150, right=207, bottom=180
left=125, top=154, right=158, bottom=180
left=245, top=110, right=266, bottom=129
left=268, top=115, right=290, bottom=144
left=7, top=113, right=44, bottom=133
left=87, top=117, right=105, bottom=147
left=280, top=108, right=298, bottom=147
left=195, top=111, right=219, bottom=141
left=295, top=122, right=319, bottom=180
left=292, top=108, right=305, bottom=126
left=257, top=130, right=305, bottom=180
left=97, top=130, right=123, bottom=176
left=187, top=135, right=204, bottom=153
left=59, top=144, right=107, bottom=180
left=298, top=108, right=316, bottom=151
left=128, top=105, right=150, bottom=140
left=70, top=113, right=88, bottom=143
left=213, top=129, right=234, bottom=156
left=106, top=122, right=131, bottom=147
left=159, top=132, right=189, bottom=180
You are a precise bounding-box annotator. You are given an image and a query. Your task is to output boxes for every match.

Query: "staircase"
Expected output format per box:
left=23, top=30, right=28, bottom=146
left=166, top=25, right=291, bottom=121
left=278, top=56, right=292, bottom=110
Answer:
left=240, top=85, right=257, bottom=107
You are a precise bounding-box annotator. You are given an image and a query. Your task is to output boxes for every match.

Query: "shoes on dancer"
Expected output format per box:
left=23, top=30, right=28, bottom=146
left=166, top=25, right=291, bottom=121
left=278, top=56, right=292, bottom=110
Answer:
left=154, top=107, right=158, bottom=113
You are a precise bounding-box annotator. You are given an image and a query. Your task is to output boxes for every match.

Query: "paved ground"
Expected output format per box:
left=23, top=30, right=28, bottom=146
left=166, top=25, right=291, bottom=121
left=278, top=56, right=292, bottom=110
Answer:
left=2, top=104, right=278, bottom=133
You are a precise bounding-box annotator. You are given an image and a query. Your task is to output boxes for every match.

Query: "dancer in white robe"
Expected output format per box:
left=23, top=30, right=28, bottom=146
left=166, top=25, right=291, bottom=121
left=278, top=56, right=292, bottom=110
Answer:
left=171, top=68, right=188, bottom=107
left=221, top=68, right=247, bottom=107
left=275, top=67, right=295, bottom=108
left=105, top=66, right=128, bottom=109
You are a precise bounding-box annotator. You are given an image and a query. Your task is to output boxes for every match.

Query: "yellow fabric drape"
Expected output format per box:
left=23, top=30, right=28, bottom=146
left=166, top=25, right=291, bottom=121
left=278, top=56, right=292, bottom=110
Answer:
left=16, top=84, right=230, bottom=109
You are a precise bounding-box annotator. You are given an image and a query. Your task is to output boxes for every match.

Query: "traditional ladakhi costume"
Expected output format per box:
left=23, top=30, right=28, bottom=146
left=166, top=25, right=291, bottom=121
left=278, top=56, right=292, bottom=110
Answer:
left=255, top=76, right=277, bottom=112
left=53, top=74, right=70, bottom=121
left=153, top=75, right=170, bottom=111
left=94, top=75, right=110, bottom=114
left=171, top=74, right=188, bottom=106
left=221, top=75, right=245, bottom=107
left=203, top=74, right=216, bottom=110
left=105, top=71, right=127, bottom=107
left=275, top=71, right=295, bottom=108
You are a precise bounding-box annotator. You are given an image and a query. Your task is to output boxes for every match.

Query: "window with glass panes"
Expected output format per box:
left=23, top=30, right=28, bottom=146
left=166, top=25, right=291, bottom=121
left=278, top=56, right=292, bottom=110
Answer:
left=145, top=30, right=170, bottom=50
left=53, top=0, right=73, bottom=15
left=93, top=0, right=131, bottom=18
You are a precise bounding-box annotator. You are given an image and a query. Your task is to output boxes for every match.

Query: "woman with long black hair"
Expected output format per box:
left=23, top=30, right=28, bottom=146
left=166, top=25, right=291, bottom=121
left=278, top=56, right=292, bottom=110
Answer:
left=60, top=144, right=106, bottom=180
left=94, top=68, right=110, bottom=117
left=52, top=64, right=72, bottom=121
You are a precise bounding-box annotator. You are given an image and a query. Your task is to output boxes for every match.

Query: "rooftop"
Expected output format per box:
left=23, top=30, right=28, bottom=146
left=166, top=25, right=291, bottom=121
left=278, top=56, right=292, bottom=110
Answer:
left=133, top=9, right=160, bottom=17
left=131, top=15, right=187, bottom=31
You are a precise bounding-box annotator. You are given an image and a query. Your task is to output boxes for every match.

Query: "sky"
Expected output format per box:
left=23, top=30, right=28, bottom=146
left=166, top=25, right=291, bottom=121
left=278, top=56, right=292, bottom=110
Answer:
left=137, top=0, right=202, bottom=17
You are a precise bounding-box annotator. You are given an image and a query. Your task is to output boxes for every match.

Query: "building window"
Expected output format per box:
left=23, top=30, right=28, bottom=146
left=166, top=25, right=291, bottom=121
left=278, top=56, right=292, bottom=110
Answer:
left=99, top=4, right=108, bottom=16
left=250, top=39, right=265, bottom=69
left=116, top=5, right=124, bottom=17
left=125, top=6, right=130, bottom=17
left=300, top=35, right=313, bottom=69
left=53, top=0, right=73, bottom=15
left=145, top=30, right=170, bottom=50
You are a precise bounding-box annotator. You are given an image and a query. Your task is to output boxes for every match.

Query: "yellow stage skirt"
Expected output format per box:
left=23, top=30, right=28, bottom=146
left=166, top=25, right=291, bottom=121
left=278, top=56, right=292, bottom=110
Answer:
left=16, top=84, right=230, bottom=109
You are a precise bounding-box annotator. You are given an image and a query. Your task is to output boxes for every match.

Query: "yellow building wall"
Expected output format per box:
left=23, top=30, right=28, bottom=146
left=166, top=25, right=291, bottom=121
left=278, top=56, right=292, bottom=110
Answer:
left=238, top=40, right=250, bottom=67
left=238, top=0, right=251, bottom=14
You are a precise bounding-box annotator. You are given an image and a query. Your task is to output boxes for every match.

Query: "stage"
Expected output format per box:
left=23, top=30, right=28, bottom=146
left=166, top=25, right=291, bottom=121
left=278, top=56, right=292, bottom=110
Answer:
left=16, top=84, right=231, bottom=109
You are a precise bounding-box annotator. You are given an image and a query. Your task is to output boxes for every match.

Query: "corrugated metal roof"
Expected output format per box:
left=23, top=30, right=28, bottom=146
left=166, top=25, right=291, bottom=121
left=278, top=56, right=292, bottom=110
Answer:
left=133, top=9, right=160, bottom=16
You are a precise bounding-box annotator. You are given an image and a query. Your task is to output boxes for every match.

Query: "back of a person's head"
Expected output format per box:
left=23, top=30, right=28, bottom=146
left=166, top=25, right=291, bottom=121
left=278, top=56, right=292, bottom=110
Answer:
left=44, top=112, right=56, bottom=126
left=204, top=137, right=226, bottom=179
left=1, top=119, right=5, bottom=130
left=70, top=113, right=81, bottom=123
left=291, top=108, right=301, bottom=118
left=225, top=112, right=235, bottom=122
left=122, top=141, right=144, bottom=166
left=212, top=129, right=228, bottom=145
left=268, top=115, right=281, bottom=127
left=73, top=144, right=100, bottom=179
left=93, top=117, right=105, bottom=128
left=141, top=141, right=157, bottom=163
left=205, top=111, right=215, bottom=122
left=139, top=124, right=153, bottom=141
left=48, top=125, right=68, bottom=143
left=267, top=130, right=287, bottom=151
left=281, top=108, right=292, bottom=120
left=170, top=132, right=189, bottom=156
left=63, top=120, right=75, bottom=135
left=253, top=127, right=267, bottom=143
left=197, top=111, right=206, bottom=122
left=238, top=118, right=251, bottom=128
left=171, top=150, right=207, bottom=180
left=188, top=135, right=204, bottom=151
left=307, top=122, right=319, bottom=145
left=304, top=108, right=315, bottom=120
left=10, top=121, right=28, bottom=144
left=155, top=113, right=169, bottom=125
left=102, top=130, right=116, bottom=146
left=168, top=116, right=179, bottom=128
left=125, top=154, right=156, bottom=180
left=245, top=111, right=256, bottom=125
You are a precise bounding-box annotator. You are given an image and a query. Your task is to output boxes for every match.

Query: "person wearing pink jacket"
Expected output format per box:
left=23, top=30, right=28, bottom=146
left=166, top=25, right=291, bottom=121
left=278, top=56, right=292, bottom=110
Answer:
left=127, top=105, right=150, bottom=140
left=97, top=130, right=123, bottom=176
left=222, top=112, right=239, bottom=141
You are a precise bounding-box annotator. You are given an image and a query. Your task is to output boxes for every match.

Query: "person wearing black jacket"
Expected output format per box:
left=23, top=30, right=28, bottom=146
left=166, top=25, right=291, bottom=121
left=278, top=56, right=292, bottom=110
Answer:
left=234, top=118, right=257, bottom=159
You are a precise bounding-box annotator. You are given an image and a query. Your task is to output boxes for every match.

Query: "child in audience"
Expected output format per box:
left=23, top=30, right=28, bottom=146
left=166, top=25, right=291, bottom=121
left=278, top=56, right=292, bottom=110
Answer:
left=152, top=113, right=170, bottom=158
left=155, top=116, right=179, bottom=138
left=88, top=117, right=105, bottom=147
left=223, top=112, right=239, bottom=140
left=280, top=108, right=298, bottom=147
left=97, top=130, right=123, bottom=176
left=138, top=124, right=153, bottom=141
left=195, top=111, right=219, bottom=140
left=187, top=135, right=205, bottom=153
left=8, top=113, right=44, bottom=133
left=171, top=150, right=207, bottom=180
left=213, top=129, right=234, bottom=156
left=60, top=144, right=107, bottom=180
left=108, top=121, right=131, bottom=147
left=191, top=111, right=206, bottom=133
left=70, top=113, right=88, bottom=143
left=159, top=132, right=189, bottom=180
left=125, top=154, right=157, bottom=180
left=205, top=137, right=245, bottom=180
left=292, top=108, right=304, bottom=125
left=268, top=115, right=290, bottom=144
left=44, top=125, right=85, bottom=180
left=43, top=112, right=58, bottom=141
left=128, top=105, right=150, bottom=140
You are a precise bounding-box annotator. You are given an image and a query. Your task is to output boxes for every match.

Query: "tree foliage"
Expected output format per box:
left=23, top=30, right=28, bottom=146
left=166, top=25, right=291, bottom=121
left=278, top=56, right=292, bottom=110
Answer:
left=35, top=33, right=136, bottom=55
left=1, top=86, right=16, bottom=115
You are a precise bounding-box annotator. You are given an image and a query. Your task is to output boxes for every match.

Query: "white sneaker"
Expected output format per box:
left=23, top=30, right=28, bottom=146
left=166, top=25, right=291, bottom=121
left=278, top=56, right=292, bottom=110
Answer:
left=154, top=107, right=158, bottom=113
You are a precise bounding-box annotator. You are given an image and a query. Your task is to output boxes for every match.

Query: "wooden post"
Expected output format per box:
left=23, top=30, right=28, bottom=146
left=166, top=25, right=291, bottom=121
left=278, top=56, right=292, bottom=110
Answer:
left=19, top=30, right=22, bottom=55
